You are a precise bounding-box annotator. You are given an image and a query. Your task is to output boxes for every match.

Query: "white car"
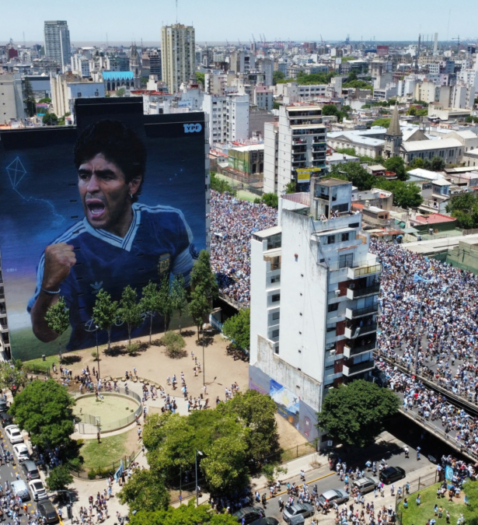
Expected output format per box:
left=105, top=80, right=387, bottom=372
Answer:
left=29, top=480, right=48, bottom=501
left=5, top=425, right=24, bottom=444
left=13, top=444, right=30, bottom=462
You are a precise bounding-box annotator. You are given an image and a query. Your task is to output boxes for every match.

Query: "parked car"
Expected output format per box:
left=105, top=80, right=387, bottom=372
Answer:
left=29, top=480, right=48, bottom=501
left=352, top=476, right=379, bottom=494
left=283, top=503, right=315, bottom=523
left=0, top=399, right=8, bottom=412
left=250, top=519, right=280, bottom=525
left=317, top=489, right=349, bottom=508
left=232, top=507, right=265, bottom=524
left=13, top=444, right=30, bottom=463
left=37, top=500, right=59, bottom=524
left=0, top=412, right=14, bottom=427
left=5, top=425, right=23, bottom=444
left=380, top=466, right=406, bottom=485
left=22, top=460, right=40, bottom=480
left=11, top=480, right=30, bottom=501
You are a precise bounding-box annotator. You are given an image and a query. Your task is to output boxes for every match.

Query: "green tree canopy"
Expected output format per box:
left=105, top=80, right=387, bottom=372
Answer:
left=272, top=70, right=285, bottom=85
left=317, top=380, right=400, bottom=448
left=42, top=113, right=58, bottom=126
left=371, top=118, right=391, bottom=128
left=261, top=193, right=279, bottom=208
left=463, top=479, right=478, bottom=525
left=170, top=274, right=188, bottom=333
left=446, top=193, right=478, bottom=228
left=46, top=464, right=73, bottom=491
left=92, top=289, right=118, bottom=352
left=430, top=156, right=446, bottom=171
left=23, top=79, right=36, bottom=117
left=210, top=172, right=236, bottom=196
left=190, top=251, right=219, bottom=307
left=222, top=308, right=250, bottom=350
left=9, top=379, right=75, bottom=448
left=129, top=501, right=238, bottom=525
left=118, top=469, right=170, bottom=512
left=384, top=157, right=408, bottom=181
left=0, top=362, right=27, bottom=394
left=195, top=72, right=205, bottom=86
left=45, top=297, right=70, bottom=358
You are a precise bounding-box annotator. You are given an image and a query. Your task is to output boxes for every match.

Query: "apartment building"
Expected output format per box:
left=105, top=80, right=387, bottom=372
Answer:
left=0, top=73, right=25, bottom=123
left=44, top=21, right=71, bottom=69
left=161, top=24, right=195, bottom=94
left=0, top=254, right=11, bottom=360
left=264, top=105, right=327, bottom=194
left=253, top=85, right=273, bottom=111
left=250, top=178, right=380, bottom=444
left=202, top=93, right=249, bottom=145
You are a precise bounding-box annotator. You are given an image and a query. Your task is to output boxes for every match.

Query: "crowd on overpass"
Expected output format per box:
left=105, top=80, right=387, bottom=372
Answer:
left=209, top=190, right=277, bottom=307
left=373, top=240, right=478, bottom=403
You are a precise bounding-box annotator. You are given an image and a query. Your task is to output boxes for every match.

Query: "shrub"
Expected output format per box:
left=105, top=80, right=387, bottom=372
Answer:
left=161, top=331, right=187, bottom=358
left=87, top=470, right=96, bottom=480
left=91, top=351, right=99, bottom=359
left=126, top=343, right=140, bottom=355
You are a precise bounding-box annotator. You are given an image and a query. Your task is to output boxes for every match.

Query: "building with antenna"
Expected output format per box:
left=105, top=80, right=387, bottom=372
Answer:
left=44, top=21, right=71, bottom=69
left=161, top=24, right=195, bottom=94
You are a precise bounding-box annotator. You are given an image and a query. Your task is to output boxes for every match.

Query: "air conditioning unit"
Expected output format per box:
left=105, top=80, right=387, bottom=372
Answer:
left=334, top=289, right=341, bottom=296
left=330, top=350, right=336, bottom=356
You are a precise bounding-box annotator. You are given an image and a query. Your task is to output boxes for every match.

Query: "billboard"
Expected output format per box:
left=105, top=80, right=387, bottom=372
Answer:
left=296, top=167, right=321, bottom=182
left=0, top=98, right=206, bottom=360
left=377, top=45, right=389, bottom=57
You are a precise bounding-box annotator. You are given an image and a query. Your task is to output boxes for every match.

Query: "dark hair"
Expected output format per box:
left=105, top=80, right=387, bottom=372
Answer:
left=74, top=120, right=147, bottom=202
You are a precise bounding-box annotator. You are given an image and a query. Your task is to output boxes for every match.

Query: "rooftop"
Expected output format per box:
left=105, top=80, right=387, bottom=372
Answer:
left=402, top=138, right=463, bottom=152
left=253, top=225, right=282, bottom=239
left=412, top=213, right=456, bottom=225
left=319, top=178, right=352, bottom=187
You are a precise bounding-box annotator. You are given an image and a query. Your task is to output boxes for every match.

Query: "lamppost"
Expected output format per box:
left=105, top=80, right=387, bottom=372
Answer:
left=202, top=328, right=205, bottom=387
left=95, top=325, right=100, bottom=379
left=195, top=450, right=203, bottom=506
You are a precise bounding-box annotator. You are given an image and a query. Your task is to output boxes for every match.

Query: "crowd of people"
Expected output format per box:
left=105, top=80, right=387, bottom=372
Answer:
left=209, top=190, right=277, bottom=306
left=373, top=239, right=478, bottom=401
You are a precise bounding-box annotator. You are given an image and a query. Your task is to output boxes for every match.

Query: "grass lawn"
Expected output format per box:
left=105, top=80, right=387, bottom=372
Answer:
left=398, top=483, right=466, bottom=525
left=80, top=432, right=131, bottom=471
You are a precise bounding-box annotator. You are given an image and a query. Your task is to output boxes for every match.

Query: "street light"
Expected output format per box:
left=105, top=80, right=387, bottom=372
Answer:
left=202, top=327, right=205, bottom=387
left=95, top=325, right=100, bottom=379
left=195, top=450, right=203, bottom=506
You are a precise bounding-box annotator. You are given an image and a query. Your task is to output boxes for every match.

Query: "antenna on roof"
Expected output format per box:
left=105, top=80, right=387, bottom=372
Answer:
left=176, top=0, right=178, bottom=24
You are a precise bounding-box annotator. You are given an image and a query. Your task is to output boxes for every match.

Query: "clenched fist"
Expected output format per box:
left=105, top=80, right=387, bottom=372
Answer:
left=41, top=243, right=76, bottom=291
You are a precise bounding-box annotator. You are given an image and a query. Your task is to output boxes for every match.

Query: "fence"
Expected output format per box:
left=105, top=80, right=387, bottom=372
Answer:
left=394, top=470, right=439, bottom=525
left=23, top=362, right=52, bottom=376
left=75, top=387, right=143, bottom=434
left=70, top=446, right=142, bottom=479
left=280, top=442, right=317, bottom=463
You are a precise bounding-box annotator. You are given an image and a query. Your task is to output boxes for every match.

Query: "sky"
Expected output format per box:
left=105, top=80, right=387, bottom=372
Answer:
left=1, top=0, right=478, bottom=45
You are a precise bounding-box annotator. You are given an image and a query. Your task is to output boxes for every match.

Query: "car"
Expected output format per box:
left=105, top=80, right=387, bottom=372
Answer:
left=283, top=503, right=315, bottom=523
left=250, top=519, right=280, bottom=525
left=5, top=425, right=24, bottom=444
left=11, top=480, right=30, bottom=501
left=352, top=476, right=379, bottom=494
left=37, top=500, right=59, bottom=524
left=0, top=412, right=14, bottom=427
left=0, top=399, right=8, bottom=412
left=29, top=480, right=48, bottom=501
left=317, top=489, right=349, bottom=508
left=22, top=459, right=40, bottom=480
left=380, top=466, right=406, bottom=485
left=13, top=444, right=30, bottom=463
left=232, top=507, right=265, bottom=524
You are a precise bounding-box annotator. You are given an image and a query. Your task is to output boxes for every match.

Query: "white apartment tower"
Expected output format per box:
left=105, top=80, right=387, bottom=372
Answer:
left=44, top=21, right=71, bottom=69
left=264, top=105, right=327, bottom=195
left=161, top=24, right=195, bottom=94
left=202, top=93, right=249, bottom=145
left=250, top=179, right=380, bottom=444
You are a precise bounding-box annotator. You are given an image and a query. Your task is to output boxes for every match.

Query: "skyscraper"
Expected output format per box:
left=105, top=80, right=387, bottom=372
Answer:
left=161, top=24, right=195, bottom=94
left=44, top=21, right=71, bottom=69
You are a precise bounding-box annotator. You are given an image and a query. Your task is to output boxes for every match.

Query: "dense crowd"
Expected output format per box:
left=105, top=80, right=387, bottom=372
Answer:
left=372, top=240, right=478, bottom=402
left=209, top=191, right=277, bottom=306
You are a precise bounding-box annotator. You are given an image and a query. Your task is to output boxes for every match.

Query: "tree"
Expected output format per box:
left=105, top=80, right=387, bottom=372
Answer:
left=371, top=118, right=391, bottom=128
left=195, top=72, right=205, bottom=87
left=157, top=275, right=173, bottom=332
left=329, top=162, right=375, bottom=191
left=129, top=501, right=239, bottom=525
left=384, top=157, right=408, bottom=181
left=118, top=286, right=143, bottom=345
left=116, top=87, right=126, bottom=97
left=46, top=464, right=73, bottom=492
left=189, top=292, right=210, bottom=341
left=261, top=193, right=278, bottom=208
left=430, top=156, right=446, bottom=171
left=42, top=113, right=58, bottom=126
left=272, top=70, right=285, bottom=85
left=373, top=179, right=423, bottom=209
left=23, top=79, right=36, bottom=117
left=118, top=469, right=170, bottom=512
left=463, top=479, right=478, bottom=525
left=45, top=297, right=70, bottom=360
left=9, top=379, right=75, bottom=448
left=446, top=193, right=478, bottom=228
left=335, top=148, right=357, bottom=157
left=170, top=275, right=188, bottom=334
left=317, top=380, right=400, bottom=448
left=190, top=251, right=219, bottom=307
left=140, top=282, right=160, bottom=343
left=210, top=172, right=236, bottom=195
left=222, top=308, right=250, bottom=350
left=0, top=362, right=26, bottom=394
left=92, top=289, right=118, bottom=353
left=285, top=181, right=296, bottom=194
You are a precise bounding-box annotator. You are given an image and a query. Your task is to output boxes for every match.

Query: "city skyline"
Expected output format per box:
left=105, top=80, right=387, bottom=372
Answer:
left=1, top=0, right=477, bottom=45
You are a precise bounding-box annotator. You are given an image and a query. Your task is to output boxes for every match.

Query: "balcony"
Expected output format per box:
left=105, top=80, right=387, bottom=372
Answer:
left=343, top=360, right=375, bottom=377
left=0, top=324, right=7, bottom=333
left=345, top=304, right=379, bottom=320
left=347, top=264, right=381, bottom=280
left=344, top=322, right=377, bottom=339
left=344, top=340, right=376, bottom=358
left=346, top=283, right=380, bottom=300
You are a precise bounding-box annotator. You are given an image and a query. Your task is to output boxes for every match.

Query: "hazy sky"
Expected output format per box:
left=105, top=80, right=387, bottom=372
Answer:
left=1, top=0, right=478, bottom=44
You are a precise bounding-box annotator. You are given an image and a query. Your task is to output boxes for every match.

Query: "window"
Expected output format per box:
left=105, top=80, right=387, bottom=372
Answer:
left=328, top=303, right=339, bottom=312
left=272, top=311, right=280, bottom=321
left=271, top=275, right=280, bottom=284
left=341, top=232, right=349, bottom=242
left=339, top=253, right=354, bottom=269
left=326, top=325, right=336, bottom=333
left=327, top=235, right=335, bottom=245
left=271, top=293, right=280, bottom=303
left=272, top=329, right=279, bottom=338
